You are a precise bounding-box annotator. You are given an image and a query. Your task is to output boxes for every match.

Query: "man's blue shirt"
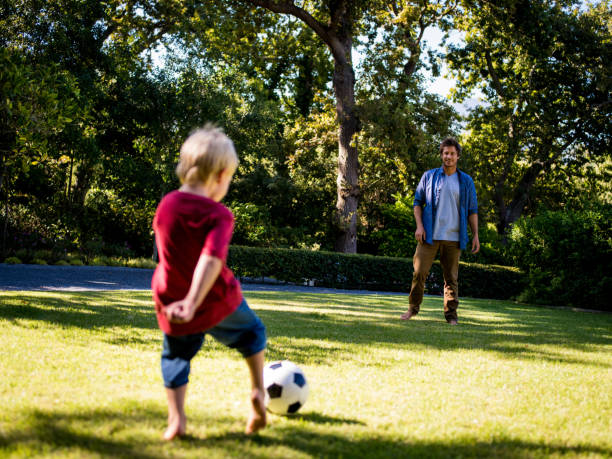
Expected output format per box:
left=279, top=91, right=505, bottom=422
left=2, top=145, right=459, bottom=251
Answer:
left=413, top=167, right=478, bottom=250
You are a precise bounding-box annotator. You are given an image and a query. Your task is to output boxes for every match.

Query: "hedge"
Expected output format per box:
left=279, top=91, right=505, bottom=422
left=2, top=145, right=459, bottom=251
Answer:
left=228, top=245, right=525, bottom=300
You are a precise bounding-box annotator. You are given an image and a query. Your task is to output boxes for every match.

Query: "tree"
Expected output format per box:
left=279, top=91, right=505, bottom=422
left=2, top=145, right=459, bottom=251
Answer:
left=447, top=0, right=612, bottom=238
left=0, top=48, right=84, bottom=254
left=233, top=0, right=458, bottom=252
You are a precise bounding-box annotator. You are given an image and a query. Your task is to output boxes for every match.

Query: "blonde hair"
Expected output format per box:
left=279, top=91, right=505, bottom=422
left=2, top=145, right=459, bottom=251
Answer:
left=176, top=124, right=238, bottom=185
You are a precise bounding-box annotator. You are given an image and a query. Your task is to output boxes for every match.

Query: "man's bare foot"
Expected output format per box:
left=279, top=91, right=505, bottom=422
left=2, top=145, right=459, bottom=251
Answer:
left=245, top=388, right=267, bottom=435
left=163, top=414, right=186, bottom=441
left=400, top=310, right=415, bottom=320
left=448, top=319, right=458, bottom=325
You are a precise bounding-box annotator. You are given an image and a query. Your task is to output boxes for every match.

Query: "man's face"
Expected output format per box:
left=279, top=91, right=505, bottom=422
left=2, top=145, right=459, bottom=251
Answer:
left=441, top=145, right=459, bottom=169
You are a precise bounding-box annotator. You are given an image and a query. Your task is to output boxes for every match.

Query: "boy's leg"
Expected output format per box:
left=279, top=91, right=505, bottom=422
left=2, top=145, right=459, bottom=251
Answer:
left=245, top=350, right=267, bottom=434
left=164, top=385, right=187, bottom=441
left=439, top=241, right=461, bottom=323
left=402, top=241, right=438, bottom=319
left=207, top=299, right=267, bottom=434
left=161, top=333, right=205, bottom=440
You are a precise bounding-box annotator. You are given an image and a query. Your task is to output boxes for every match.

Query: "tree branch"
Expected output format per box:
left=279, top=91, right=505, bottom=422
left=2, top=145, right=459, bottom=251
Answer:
left=243, top=0, right=330, bottom=44
left=485, top=48, right=506, bottom=101
left=243, top=0, right=350, bottom=63
left=329, top=0, right=350, bottom=30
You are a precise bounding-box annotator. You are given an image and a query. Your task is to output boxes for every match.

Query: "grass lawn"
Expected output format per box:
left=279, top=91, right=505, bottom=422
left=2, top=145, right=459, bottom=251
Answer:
left=0, top=290, right=611, bottom=458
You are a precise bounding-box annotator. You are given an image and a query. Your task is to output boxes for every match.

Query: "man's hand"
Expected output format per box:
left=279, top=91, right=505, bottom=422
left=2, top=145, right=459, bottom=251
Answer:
left=164, top=300, right=197, bottom=323
left=471, top=234, right=480, bottom=254
left=415, top=225, right=426, bottom=244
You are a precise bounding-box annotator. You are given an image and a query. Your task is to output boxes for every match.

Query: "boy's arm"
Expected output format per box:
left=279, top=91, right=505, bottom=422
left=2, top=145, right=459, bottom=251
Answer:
left=165, top=253, right=224, bottom=323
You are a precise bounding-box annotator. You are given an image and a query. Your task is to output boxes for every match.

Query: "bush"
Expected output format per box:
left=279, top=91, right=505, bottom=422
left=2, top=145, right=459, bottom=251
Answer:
left=91, top=256, right=111, bottom=266
left=126, top=257, right=157, bottom=269
left=228, top=245, right=524, bottom=300
left=31, top=258, right=47, bottom=265
left=508, top=204, right=611, bottom=310
left=4, top=257, right=22, bottom=264
left=33, top=250, right=54, bottom=263
left=366, top=195, right=417, bottom=258
left=69, top=258, right=84, bottom=266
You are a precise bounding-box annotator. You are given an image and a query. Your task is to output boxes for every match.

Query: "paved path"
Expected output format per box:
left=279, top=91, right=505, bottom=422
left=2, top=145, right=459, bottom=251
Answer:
left=0, top=263, right=408, bottom=296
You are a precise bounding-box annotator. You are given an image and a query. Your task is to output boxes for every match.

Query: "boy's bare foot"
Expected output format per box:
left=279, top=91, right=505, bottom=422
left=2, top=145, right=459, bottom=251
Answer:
left=163, top=414, right=186, bottom=441
left=245, top=388, right=267, bottom=435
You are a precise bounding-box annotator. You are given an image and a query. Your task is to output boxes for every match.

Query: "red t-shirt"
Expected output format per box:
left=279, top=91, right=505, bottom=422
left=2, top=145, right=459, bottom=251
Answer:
left=151, top=190, right=242, bottom=335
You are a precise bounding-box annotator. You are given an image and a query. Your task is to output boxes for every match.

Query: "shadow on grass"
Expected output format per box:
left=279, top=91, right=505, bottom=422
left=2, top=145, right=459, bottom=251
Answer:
left=0, top=291, right=157, bottom=331
left=1, top=291, right=611, bottom=368
left=2, top=405, right=609, bottom=459
left=249, top=292, right=612, bottom=367
left=292, top=411, right=366, bottom=425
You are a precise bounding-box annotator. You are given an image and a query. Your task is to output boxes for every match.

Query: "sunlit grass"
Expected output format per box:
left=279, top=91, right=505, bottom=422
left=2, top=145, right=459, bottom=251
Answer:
left=0, top=290, right=611, bottom=458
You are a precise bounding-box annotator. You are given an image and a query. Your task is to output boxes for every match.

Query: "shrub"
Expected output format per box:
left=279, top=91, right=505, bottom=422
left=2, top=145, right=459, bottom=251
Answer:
left=228, top=245, right=524, bottom=300
left=126, top=257, right=157, bottom=269
left=33, top=250, right=54, bottom=263
left=4, top=257, right=22, bottom=264
left=69, top=258, right=84, bottom=266
left=106, top=258, right=127, bottom=267
left=91, top=256, right=111, bottom=266
left=54, top=260, right=70, bottom=266
left=366, top=195, right=417, bottom=258
left=14, top=249, right=30, bottom=263
left=508, top=204, right=611, bottom=310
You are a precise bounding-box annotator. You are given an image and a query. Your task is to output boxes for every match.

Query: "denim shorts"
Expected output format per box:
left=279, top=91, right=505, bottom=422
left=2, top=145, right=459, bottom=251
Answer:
left=161, top=298, right=266, bottom=388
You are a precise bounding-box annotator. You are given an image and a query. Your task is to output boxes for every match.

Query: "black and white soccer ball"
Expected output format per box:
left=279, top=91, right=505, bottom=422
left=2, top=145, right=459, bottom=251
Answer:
left=263, top=360, right=309, bottom=415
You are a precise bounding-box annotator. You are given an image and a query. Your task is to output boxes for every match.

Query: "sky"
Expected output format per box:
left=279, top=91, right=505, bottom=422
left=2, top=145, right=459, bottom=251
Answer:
left=420, top=27, right=482, bottom=118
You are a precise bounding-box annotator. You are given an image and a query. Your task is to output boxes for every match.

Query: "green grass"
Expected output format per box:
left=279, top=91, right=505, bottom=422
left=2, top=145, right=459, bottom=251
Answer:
left=0, top=290, right=611, bottom=458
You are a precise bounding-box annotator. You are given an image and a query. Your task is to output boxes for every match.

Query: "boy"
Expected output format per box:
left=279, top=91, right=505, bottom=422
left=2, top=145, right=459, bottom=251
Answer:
left=151, top=125, right=267, bottom=440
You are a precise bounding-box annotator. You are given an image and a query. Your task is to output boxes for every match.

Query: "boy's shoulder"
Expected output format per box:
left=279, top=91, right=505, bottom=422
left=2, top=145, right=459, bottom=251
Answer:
left=158, top=191, right=233, bottom=220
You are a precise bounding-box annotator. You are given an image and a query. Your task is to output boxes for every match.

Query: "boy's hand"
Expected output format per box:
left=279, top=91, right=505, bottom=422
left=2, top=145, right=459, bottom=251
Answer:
left=164, top=300, right=197, bottom=323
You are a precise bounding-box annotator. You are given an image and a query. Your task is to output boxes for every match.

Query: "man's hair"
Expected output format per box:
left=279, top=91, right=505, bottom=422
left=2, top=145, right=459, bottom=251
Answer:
left=439, top=137, right=461, bottom=156
left=176, top=124, right=238, bottom=185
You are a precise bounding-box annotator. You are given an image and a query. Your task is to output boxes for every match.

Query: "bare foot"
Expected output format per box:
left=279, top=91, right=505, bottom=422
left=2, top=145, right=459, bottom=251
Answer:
left=400, top=310, right=415, bottom=320
left=163, top=413, right=186, bottom=441
left=245, top=388, right=267, bottom=435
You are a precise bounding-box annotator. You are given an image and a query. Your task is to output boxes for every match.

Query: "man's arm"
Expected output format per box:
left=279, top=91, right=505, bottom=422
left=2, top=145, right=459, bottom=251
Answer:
left=468, top=213, right=480, bottom=254
left=164, top=254, right=223, bottom=323
left=414, top=205, right=425, bottom=244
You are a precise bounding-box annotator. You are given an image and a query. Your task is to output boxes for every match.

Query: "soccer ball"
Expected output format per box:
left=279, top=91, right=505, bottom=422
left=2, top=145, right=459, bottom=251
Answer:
left=263, top=360, right=309, bottom=415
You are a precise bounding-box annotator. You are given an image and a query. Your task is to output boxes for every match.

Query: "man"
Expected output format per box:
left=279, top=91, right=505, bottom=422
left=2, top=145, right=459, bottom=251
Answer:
left=400, top=138, right=479, bottom=325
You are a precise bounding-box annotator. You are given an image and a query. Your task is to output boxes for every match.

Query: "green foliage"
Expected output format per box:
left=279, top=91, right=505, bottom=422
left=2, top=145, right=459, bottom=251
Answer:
left=363, top=194, right=418, bottom=258
left=508, top=203, right=611, bottom=310
left=3, top=257, right=21, bottom=264
left=449, top=0, right=612, bottom=235
left=1, top=0, right=609, bottom=272
left=228, top=245, right=524, bottom=300
left=125, top=257, right=157, bottom=269
left=460, top=222, right=508, bottom=265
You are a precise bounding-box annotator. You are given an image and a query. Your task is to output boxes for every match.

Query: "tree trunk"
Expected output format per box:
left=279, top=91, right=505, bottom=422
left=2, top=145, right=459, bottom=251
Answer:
left=332, top=34, right=359, bottom=253
left=242, top=0, right=361, bottom=252
left=496, top=158, right=549, bottom=241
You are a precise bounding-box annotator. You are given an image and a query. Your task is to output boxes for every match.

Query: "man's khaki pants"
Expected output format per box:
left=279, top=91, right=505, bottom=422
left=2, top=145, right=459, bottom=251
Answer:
left=408, top=240, right=461, bottom=322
